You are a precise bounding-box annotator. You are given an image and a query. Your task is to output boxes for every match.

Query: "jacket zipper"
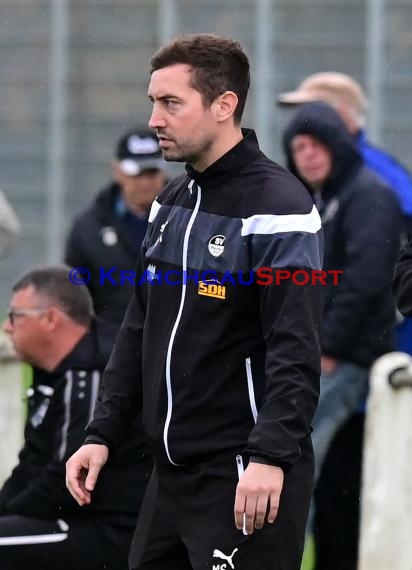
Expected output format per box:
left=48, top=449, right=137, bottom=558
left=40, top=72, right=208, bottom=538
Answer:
left=163, top=180, right=201, bottom=465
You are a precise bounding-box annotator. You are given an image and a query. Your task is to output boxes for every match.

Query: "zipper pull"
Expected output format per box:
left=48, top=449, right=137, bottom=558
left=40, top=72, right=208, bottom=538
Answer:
left=236, top=454, right=244, bottom=478
left=188, top=179, right=194, bottom=197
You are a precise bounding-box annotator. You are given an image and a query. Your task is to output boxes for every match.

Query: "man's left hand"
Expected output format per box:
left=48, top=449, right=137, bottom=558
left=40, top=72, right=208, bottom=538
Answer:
left=234, top=462, right=284, bottom=534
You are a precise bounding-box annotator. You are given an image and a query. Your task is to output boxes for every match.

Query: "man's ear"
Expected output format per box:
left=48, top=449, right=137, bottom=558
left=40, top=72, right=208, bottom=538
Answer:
left=44, top=307, right=60, bottom=331
left=212, top=91, right=239, bottom=123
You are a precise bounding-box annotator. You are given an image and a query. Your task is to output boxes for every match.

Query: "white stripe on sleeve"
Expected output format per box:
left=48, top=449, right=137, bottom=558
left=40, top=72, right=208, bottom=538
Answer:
left=241, top=205, right=321, bottom=236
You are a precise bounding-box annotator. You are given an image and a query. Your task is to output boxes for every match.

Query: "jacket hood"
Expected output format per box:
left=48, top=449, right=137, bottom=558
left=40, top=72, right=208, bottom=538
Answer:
left=282, top=101, right=362, bottom=194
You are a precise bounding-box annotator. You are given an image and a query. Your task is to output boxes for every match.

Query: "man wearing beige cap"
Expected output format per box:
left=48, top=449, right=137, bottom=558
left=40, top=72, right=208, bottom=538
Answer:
left=278, top=72, right=412, bottom=230
left=279, top=71, right=412, bottom=354
left=278, top=72, right=368, bottom=133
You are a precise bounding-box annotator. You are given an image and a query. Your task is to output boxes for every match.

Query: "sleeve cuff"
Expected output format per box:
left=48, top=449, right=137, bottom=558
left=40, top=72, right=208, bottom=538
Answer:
left=248, top=455, right=290, bottom=472
left=84, top=436, right=110, bottom=447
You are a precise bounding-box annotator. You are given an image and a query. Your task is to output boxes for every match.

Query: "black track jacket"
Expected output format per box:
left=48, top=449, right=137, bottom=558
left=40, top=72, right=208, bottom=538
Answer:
left=87, top=130, right=323, bottom=472
left=65, top=183, right=148, bottom=326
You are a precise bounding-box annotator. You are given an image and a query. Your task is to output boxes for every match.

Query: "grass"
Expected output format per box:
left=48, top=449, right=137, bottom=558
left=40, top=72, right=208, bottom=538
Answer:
left=301, top=535, right=315, bottom=570
left=20, top=363, right=33, bottom=417
left=22, top=363, right=33, bottom=392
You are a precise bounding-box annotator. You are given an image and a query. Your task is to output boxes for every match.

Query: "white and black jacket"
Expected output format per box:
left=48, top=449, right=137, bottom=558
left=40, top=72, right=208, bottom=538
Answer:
left=0, top=319, right=150, bottom=524
left=87, top=130, right=323, bottom=472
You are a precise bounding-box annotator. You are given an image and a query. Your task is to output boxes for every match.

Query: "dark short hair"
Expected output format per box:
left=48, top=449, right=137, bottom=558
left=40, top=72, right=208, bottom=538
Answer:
left=150, top=34, right=250, bottom=124
left=12, top=265, right=94, bottom=326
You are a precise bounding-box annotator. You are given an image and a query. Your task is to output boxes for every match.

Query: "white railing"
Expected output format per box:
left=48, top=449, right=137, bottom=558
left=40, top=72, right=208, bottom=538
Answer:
left=0, top=336, right=23, bottom=486
left=359, top=352, right=412, bottom=570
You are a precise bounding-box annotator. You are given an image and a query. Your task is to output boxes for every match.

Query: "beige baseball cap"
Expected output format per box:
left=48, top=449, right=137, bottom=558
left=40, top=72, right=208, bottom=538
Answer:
left=277, top=72, right=368, bottom=115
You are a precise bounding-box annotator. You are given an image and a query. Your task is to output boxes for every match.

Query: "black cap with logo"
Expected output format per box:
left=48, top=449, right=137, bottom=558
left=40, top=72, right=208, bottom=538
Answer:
left=115, top=127, right=166, bottom=176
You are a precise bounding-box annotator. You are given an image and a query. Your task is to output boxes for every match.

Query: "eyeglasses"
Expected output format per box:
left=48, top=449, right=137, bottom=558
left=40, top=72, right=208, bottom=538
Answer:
left=7, top=307, right=50, bottom=326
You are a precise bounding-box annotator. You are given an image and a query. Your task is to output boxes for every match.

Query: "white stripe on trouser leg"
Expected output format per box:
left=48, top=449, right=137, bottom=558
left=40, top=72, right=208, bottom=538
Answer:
left=0, top=518, right=69, bottom=546
left=236, top=454, right=248, bottom=536
left=0, top=533, right=68, bottom=546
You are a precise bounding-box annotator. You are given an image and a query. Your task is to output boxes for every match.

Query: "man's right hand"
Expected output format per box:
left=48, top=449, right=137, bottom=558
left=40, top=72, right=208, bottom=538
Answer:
left=65, top=444, right=109, bottom=506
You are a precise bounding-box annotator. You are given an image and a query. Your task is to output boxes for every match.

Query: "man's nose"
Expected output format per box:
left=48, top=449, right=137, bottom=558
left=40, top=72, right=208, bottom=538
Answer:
left=148, top=104, right=167, bottom=129
left=2, top=317, right=12, bottom=334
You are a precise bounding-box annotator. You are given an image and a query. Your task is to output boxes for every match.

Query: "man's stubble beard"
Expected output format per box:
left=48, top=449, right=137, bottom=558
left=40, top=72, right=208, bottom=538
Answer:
left=162, top=133, right=216, bottom=166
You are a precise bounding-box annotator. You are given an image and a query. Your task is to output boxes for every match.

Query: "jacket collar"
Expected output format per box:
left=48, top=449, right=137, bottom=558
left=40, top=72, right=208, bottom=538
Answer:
left=185, top=129, right=262, bottom=189
left=52, top=318, right=117, bottom=375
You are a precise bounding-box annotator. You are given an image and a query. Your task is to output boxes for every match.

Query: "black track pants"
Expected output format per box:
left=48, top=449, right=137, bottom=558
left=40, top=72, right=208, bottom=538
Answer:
left=129, top=438, right=314, bottom=570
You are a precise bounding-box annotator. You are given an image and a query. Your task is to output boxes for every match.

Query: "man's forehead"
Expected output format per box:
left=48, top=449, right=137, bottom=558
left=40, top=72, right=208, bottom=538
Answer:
left=11, top=285, right=38, bottom=306
left=148, top=63, right=193, bottom=96
left=292, top=134, right=317, bottom=144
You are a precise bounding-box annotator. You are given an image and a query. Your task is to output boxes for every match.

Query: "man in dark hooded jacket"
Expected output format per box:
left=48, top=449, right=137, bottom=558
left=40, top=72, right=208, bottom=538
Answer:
left=283, top=102, right=401, bottom=563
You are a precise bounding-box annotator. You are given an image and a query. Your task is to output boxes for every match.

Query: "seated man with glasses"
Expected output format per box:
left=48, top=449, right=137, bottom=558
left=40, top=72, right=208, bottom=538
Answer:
left=0, top=266, right=151, bottom=570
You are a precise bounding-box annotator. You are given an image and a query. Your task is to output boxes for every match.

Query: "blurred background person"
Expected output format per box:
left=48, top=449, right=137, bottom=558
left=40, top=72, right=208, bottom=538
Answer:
left=282, top=101, right=402, bottom=570
left=0, top=189, right=21, bottom=258
left=0, top=266, right=151, bottom=570
left=278, top=70, right=412, bottom=367
left=65, top=126, right=168, bottom=326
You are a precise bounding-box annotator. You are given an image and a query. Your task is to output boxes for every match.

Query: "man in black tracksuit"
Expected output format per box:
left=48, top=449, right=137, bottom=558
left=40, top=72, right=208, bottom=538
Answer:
left=0, top=267, right=151, bottom=570
left=283, top=102, right=401, bottom=569
left=65, top=127, right=168, bottom=326
left=67, top=34, right=323, bottom=570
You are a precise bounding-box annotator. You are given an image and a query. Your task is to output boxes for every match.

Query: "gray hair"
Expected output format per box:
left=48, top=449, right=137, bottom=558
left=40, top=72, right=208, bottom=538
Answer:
left=12, top=265, right=94, bottom=326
